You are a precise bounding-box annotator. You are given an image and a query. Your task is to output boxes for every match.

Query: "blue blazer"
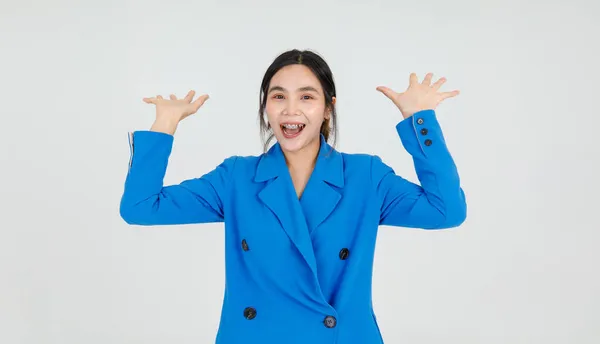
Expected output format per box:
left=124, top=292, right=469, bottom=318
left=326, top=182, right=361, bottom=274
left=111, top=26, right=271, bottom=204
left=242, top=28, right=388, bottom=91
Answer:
left=120, top=109, right=467, bottom=344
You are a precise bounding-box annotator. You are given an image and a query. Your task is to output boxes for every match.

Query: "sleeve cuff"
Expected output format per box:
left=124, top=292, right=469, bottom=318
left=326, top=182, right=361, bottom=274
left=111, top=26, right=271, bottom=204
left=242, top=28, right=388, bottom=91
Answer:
left=395, top=109, right=447, bottom=159
left=128, top=130, right=174, bottom=170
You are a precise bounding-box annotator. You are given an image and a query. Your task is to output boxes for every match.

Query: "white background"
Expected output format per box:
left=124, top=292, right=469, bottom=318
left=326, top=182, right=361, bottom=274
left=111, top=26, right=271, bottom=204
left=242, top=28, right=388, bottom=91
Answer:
left=2, top=0, right=599, bottom=343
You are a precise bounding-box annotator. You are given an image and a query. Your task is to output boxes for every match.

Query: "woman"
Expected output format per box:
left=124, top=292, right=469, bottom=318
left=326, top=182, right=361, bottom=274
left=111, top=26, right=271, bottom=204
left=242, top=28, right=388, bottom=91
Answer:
left=120, top=49, right=466, bottom=343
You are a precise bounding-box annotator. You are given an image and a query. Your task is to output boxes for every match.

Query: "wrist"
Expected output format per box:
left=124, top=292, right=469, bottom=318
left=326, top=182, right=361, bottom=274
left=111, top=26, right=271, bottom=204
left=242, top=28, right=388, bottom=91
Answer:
left=151, top=118, right=179, bottom=135
left=401, top=107, right=434, bottom=119
left=400, top=110, right=414, bottom=119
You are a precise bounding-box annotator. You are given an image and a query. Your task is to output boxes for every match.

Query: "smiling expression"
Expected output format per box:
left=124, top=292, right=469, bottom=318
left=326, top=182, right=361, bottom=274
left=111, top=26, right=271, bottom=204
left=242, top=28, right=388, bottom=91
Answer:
left=265, top=64, right=333, bottom=154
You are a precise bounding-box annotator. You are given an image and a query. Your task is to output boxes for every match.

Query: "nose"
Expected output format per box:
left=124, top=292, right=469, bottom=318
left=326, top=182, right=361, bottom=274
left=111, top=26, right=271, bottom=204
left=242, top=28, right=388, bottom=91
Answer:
left=282, top=98, right=302, bottom=116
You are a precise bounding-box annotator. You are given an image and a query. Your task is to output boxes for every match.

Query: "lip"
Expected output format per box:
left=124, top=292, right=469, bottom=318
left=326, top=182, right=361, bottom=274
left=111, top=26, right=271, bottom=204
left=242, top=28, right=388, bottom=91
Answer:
left=280, top=122, right=306, bottom=139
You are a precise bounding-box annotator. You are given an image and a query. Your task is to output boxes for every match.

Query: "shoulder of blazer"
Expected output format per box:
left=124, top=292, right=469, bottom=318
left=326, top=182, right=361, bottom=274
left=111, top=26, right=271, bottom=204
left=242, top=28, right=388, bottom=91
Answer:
left=338, top=152, right=376, bottom=179
left=223, top=154, right=262, bottom=181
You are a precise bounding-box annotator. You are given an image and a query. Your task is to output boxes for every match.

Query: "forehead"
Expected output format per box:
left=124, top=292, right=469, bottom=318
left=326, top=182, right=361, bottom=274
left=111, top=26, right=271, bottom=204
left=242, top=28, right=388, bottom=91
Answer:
left=269, top=64, right=322, bottom=92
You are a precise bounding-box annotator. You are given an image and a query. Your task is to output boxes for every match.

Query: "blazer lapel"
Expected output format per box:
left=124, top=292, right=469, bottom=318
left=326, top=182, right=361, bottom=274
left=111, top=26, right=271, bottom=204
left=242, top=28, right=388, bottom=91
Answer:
left=300, top=135, right=344, bottom=234
left=255, top=143, right=318, bottom=276
left=254, top=136, right=346, bottom=275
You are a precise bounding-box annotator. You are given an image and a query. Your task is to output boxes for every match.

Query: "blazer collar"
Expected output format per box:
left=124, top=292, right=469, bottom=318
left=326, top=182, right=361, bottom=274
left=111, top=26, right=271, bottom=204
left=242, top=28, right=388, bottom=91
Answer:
left=254, top=134, right=344, bottom=188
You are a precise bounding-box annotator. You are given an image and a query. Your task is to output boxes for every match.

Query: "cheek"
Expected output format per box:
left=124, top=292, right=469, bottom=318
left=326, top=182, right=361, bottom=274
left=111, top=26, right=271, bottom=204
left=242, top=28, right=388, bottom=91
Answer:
left=265, top=100, right=275, bottom=112
left=305, top=107, right=326, bottom=124
left=264, top=103, right=278, bottom=125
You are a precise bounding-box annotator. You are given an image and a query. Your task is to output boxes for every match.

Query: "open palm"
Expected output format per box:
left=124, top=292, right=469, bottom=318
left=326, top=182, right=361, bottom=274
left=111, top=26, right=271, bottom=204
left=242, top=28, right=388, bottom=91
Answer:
left=143, top=90, right=209, bottom=123
left=376, top=73, right=459, bottom=119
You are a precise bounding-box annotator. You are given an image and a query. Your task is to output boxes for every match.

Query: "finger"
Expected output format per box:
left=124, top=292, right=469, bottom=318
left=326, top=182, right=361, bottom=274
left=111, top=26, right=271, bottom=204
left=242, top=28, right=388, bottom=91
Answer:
left=375, top=86, right=398, bottom=100
left=432, top=77, right=446, bottom=90
left=440, top=90, right=460, bottom=100
left=409, top=73, right=419, bottom=86
left=422, top=73, right=433, bottom=86
left=156, top=95, right=164, bottom=100
left=142, top=97, right=156, bottom=104
left=169, top=94, right=177, bottom=100
left=191, top=94, right=209, bottom=111
left=184, top=90, right=195, bottom=103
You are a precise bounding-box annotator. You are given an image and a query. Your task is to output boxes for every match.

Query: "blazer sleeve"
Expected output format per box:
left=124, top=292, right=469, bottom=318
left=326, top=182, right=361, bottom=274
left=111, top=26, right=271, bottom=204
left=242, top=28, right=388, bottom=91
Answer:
left=371, top=109, right=467, bottom=229
left=119, top=130, right=237, bottom=226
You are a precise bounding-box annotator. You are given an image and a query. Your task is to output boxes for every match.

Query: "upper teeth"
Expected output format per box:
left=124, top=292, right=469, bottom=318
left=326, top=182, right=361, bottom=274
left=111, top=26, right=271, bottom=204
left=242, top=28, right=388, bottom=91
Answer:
left=283, top=124, right=303, bottom=129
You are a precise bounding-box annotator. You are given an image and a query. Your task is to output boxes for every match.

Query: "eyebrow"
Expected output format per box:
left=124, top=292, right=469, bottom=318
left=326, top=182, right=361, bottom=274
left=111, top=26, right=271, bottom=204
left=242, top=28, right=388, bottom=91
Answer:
left=267, top=85, right=320, bottom=94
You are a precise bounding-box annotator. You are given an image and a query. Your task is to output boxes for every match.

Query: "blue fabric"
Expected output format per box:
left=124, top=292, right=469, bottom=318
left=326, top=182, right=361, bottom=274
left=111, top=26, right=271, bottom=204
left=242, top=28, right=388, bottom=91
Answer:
left=120, top=109, right=467, bottom=343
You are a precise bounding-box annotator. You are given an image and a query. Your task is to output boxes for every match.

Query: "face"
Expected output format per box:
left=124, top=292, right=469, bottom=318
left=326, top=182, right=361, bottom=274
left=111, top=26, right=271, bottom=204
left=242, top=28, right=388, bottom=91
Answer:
left=265, top=64, right=335, bottom=154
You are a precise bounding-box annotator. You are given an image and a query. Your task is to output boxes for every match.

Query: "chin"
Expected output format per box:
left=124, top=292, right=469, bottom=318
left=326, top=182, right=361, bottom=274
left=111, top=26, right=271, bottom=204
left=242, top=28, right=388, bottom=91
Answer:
left=275, top=130, right=318, bottom=153
left=277, top=136, right=306, bottom=153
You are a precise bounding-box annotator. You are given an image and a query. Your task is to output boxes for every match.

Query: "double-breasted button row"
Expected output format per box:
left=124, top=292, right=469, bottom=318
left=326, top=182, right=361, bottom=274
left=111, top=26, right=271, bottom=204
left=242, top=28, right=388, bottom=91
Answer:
left=243, top=239, right=349, bottom=261
left=243, top=306, right=336, bottom=329
left=415, top=116, right=432, bottom=146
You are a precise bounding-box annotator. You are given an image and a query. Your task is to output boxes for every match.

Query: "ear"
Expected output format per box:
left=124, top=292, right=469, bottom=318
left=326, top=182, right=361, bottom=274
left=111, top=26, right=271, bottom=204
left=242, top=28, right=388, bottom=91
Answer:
left=325, top=96, right=336, bottom=120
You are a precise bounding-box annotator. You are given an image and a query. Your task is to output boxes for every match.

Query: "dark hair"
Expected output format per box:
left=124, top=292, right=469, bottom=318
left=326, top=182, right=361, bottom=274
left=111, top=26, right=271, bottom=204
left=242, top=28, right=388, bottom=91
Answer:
left=258, top=49, right=338, bottom=153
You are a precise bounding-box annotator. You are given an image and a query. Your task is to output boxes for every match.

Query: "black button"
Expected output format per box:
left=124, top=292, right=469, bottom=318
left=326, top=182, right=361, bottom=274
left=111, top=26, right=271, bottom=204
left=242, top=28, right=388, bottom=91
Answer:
left=323, top=315, right=337, bottom=328
left=416, top=118, right=424, bottom=125
left=339, top=248, right=350, bottom=260
left=420, top=128, right=428, bottom=135
left=243, top=307, right=256, bottom=320
left=241, top=239, right=249, bottom=251
left=424, top=139, right=432, bottom=146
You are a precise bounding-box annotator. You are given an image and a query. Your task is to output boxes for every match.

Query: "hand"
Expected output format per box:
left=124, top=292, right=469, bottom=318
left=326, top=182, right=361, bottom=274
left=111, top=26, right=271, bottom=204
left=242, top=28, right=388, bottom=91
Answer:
left=143, top=90, right=209, bottom=135
left=143, top=90, right=209, bottom=123
left=376, top=73, right=459, bottom=119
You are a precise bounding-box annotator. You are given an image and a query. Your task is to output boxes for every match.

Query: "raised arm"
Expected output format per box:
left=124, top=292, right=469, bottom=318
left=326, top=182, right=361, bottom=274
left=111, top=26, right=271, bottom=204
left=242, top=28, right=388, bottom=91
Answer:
left=373, top=73, right=467, bottom=229
left=119, top=90, right=235, bottom=226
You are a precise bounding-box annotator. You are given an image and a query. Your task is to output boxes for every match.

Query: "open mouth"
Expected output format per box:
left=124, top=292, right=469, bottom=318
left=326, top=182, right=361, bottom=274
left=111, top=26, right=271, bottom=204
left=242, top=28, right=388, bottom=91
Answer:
left=281, top=123, right=305, bottom=138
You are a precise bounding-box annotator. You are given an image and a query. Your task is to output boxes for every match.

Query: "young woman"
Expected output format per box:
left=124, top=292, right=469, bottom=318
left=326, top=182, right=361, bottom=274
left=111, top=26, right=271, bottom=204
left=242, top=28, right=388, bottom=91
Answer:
left=120, top=49, right=466, bottom=344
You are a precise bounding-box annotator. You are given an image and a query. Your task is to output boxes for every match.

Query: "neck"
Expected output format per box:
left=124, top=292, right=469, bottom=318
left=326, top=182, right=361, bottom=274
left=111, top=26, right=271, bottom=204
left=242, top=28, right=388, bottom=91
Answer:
left=283, top=136, right=321, bottom=173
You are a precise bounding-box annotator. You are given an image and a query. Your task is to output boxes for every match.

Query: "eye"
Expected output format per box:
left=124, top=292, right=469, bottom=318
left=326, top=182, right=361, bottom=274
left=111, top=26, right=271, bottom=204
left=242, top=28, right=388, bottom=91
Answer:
left=302, top=95, right=314, bottom=100
left=272, top=94, right=284, bottom=99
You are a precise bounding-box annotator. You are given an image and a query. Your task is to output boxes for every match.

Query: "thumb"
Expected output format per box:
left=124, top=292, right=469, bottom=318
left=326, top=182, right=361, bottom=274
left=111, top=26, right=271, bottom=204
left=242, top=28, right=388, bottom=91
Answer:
left=376, top=86, right=397, bottom=100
